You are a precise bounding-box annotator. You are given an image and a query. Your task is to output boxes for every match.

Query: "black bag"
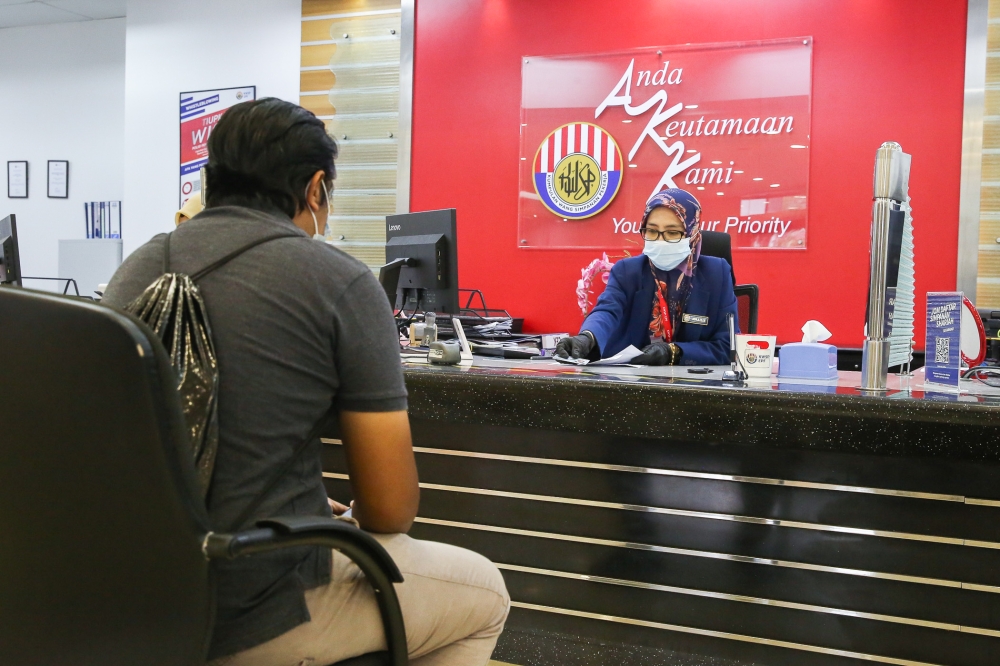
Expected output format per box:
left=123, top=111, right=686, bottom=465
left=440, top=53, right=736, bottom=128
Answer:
left=124, top=231, right=297, bottom=497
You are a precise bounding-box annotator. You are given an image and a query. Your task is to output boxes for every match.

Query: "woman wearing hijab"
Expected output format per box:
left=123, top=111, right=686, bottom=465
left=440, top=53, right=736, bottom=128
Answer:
left=556, top=188, right=738, bottom=366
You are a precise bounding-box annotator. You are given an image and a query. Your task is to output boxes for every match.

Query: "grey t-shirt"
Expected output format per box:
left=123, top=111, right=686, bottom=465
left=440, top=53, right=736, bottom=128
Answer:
left=103, top=206, right=407, bottom=659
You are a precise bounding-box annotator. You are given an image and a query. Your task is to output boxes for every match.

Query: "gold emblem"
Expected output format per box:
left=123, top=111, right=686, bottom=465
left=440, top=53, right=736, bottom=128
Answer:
left=554, top=153, right=601, bottom=206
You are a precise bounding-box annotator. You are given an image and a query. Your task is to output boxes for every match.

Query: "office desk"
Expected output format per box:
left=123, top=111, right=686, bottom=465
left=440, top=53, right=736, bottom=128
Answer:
left=322, top=359, right=1000, bottom=666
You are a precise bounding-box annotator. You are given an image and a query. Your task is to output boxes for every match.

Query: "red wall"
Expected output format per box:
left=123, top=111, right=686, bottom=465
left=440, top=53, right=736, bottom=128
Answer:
left=409, top=0, right=967, bottom=348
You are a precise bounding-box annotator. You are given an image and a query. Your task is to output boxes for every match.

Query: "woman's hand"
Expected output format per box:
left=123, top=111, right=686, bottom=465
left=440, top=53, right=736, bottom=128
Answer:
left=555, top=332, right=595, bottom=359
left=634, top=341, right=682, bottom=366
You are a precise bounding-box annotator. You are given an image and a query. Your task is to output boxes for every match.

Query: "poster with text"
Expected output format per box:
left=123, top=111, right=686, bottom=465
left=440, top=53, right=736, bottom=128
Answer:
left=179, top=86, right=256, bottom=207
left=924, top=292, right=963, bottom=389
left=518, top=39, right=811, bottom=250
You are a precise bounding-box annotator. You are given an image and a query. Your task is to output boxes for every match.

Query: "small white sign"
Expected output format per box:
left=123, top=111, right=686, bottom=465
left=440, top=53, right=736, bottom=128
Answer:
left=7, top=161, right=27, bottom=198
left=47, top=160, right=68, bottom=198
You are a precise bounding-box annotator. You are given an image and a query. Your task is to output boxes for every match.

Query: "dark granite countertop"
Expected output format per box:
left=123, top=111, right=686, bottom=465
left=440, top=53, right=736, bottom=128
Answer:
left=401, top=358, right=1000, bottom=462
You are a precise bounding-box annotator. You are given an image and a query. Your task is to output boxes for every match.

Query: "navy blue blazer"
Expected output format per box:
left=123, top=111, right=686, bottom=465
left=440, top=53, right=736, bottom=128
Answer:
left=581, top=255, right=738, bottom=365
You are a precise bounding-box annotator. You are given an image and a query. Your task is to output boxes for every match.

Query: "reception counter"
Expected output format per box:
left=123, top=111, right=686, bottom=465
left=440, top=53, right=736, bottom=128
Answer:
left=322, top=359, right=1000, bottom=666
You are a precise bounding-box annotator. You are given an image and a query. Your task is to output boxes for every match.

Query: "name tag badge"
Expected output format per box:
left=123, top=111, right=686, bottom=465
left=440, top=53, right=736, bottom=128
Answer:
left=682, top=313, right=709, bottom=326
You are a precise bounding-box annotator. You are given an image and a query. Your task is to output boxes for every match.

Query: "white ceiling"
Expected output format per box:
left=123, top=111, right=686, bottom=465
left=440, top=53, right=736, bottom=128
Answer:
left=0, top=0, right=126, bottom=29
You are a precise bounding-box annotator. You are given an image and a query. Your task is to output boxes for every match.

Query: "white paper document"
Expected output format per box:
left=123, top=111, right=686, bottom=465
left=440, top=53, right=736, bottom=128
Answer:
left=555, top=345, right=644, bottom=366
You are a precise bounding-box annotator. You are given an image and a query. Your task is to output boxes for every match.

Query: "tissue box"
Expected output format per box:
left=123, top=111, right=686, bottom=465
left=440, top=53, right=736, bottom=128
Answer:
left=777, top=342, right=838, bottom=380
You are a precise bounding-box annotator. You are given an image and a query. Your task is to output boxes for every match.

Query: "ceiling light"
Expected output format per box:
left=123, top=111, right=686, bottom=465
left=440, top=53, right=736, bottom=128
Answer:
left=790, top=144, right=806, bottom=149
left=753, top=177, right=763, bottom=181
left=711, top=161, right=722, bottom=165
left=685, top=105, right=698, bottom=109
left=717, top=192, right=724, bottom=196
left=770, top=184, right=780, bottom=188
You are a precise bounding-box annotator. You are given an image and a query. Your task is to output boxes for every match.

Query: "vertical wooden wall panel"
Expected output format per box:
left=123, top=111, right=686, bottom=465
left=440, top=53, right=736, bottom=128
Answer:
left=981, top=0, right=1000, bottom=307
left=301, top=0, right=402, bottom=270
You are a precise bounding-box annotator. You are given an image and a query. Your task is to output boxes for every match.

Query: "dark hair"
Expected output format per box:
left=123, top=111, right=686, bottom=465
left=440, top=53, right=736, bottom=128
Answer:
left=204, top=97, right=338, bottom=218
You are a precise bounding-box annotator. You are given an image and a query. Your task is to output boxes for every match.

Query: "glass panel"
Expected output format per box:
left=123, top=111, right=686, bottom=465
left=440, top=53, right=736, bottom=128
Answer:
left=300, top=94, right=336, bottom=116
left=518, top=39, right=812, bottom=250
left=983, top=153, right=1000, bottom=181
left=335, top=139, right=398, bottom=164
left=334, top=165, right=397, bottom=189
left=329, top=88, right=399, bottom=114
left=978, top=0, right=1000, bottom=306
left=987, top=57, right=1000, bottom=87
left=327, top=215, right=386, bottom=243
left=303, top=0, right=399, bottom=17
left=325, top=114, right=398, bottom=141
left=332, top=191, right=396, bottom=215
left=980, top=249, right=1000, bottom=273
left=329, top=15, right=400, bottom=41
left=980, top=283, right=1000, bottom=304
left=985, top=117, right=1000, bottom=146
left=330, top=64, right=399, bottom=89
left=304, top=16, right=401, bottom=42
left=329, top=38, right=400, bottom=66
left=981, top=183, right=1000, bottom=209
left=301, top=69, right=336, bottom=92
left=301, top=0, right=403, bottom=271
left=979, top=215, right=1000, bottom=245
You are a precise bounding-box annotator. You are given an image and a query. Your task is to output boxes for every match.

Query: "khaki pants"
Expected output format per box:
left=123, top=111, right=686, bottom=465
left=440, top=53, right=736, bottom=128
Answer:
left=211, top=533, right=511, bottom=666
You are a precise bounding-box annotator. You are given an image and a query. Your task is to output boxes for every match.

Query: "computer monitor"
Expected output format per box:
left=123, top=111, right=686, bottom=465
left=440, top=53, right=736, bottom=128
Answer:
left=384, top=209, right=459, bottom=314
left=0, top=214, right=22, bottom=287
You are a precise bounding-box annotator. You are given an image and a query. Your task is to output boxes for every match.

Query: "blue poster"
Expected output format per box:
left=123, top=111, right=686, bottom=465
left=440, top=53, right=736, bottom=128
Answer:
left=924, top=292, right=962, bottom=388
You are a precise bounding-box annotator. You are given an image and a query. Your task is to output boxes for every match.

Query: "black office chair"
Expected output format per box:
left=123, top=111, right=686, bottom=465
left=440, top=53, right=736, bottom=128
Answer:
left=0, top=287, right=406, bottom=666
left=734, top=284, right=759, bottom=335
left=701, top=230, right=759, bottom=333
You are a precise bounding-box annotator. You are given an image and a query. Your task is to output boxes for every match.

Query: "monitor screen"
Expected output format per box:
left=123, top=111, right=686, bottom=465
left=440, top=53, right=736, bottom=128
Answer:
left=0, top=214, right=22, bottom=287
left=385, top=209, right=458, bottom=314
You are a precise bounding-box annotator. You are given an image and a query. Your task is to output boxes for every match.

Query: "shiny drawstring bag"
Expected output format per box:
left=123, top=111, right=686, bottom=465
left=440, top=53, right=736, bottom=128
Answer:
left=124, top=231, right=296, bottom=497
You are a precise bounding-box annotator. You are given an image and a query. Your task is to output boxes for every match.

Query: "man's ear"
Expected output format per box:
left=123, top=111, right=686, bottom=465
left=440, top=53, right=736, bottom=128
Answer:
left=308, top=170, right=326, bottom=211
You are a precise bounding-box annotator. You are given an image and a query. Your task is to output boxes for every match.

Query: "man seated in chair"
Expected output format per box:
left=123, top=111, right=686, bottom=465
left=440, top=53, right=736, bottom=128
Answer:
left=103, top=98, right=509, bottom=666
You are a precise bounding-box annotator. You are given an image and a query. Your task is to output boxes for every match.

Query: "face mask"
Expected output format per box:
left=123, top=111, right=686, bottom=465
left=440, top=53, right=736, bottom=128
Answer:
left=306, top=180, right=332, bottom=241
left=643, top=238, right=691, bottom=271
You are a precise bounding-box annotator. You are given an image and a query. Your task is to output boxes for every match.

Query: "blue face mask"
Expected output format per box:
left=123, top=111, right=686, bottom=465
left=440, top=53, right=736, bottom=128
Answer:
left=643, top=238, right=691, bottom=271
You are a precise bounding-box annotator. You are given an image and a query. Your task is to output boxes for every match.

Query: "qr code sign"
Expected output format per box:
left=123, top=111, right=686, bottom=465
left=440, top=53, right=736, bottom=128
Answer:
left=935, top=336, right=950, bottom=364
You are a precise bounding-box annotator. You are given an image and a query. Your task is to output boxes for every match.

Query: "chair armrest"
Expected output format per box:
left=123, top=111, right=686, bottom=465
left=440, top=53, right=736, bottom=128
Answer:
left=203, top=517, right=407, bottom=666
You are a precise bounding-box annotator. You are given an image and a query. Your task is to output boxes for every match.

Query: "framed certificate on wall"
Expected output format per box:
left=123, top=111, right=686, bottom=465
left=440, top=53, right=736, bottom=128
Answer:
left=7, top=161, right=27, bottom=198
left=47, top=160, right=69, bottom=198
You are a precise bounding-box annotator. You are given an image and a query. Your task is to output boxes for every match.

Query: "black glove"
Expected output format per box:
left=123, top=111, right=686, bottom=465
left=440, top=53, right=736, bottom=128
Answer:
left=633, top=341, right=682, bottom=366
left=555, top=332, right=595, bottom=359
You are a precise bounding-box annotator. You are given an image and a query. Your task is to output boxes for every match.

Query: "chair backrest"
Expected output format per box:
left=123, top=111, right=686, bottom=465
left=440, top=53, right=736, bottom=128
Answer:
left=734, top=284, right=759, bottom=334
left=0, top=287, right=212, bottom=666
left=700, top=230, right=735, bottom=286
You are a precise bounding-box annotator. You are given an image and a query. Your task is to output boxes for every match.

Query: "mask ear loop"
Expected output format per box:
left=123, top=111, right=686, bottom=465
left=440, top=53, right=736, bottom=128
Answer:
left=322, top=180, right=333, bottom=234
left=305, top=178, right=329, bottom=241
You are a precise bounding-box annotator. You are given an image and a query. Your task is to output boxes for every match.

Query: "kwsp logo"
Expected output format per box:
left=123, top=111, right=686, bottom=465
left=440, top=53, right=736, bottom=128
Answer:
left=533, top=122, right=623, bottom=219
left=744, top=340, right=771, bottom=366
